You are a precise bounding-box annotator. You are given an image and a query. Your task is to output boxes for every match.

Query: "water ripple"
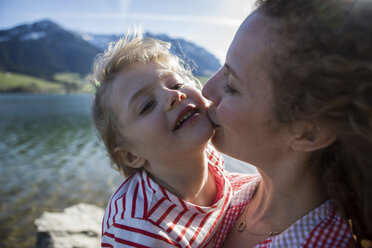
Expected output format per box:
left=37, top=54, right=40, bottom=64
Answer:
left=0, top=94, right=255, bottom=248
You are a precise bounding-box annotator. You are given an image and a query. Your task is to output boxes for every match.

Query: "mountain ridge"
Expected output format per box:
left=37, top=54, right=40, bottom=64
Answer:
left=0, top=19, right=221, bottom=79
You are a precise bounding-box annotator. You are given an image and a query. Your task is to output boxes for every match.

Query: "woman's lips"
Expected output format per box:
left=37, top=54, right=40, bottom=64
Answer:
left=206, top=106, right=220, bottom=128
left=212, top=121, right=221, bottom=128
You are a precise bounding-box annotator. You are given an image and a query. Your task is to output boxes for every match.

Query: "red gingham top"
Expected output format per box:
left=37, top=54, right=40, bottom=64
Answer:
left=212, top=174, right=353, bottom=248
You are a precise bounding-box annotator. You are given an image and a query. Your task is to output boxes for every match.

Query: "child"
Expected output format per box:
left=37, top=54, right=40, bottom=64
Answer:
left=92, top=33, right=242, bottom=248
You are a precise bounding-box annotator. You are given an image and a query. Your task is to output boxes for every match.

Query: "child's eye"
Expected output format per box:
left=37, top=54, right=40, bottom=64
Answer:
left=170, top=83, right=184, bottom=90
left=139, top=100, right=156, bottom=114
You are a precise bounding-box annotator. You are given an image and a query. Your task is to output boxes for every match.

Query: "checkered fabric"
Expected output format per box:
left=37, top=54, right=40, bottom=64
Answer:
left=212, top=174, right=353, bottom=248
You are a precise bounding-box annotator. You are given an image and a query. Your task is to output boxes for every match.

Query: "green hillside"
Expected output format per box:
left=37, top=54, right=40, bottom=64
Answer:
left=0, top=72, right=63, bottom=93
left=197, top=76, right=209, bottom=85
left=0, top=72, right=94, bottom=93
left=0, top=71, right=209, bottom=94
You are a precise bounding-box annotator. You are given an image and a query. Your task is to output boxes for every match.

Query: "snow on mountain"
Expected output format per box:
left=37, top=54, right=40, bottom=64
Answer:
left=77, top=31, right=221, bottom=76
left=20, top=31, right=47, bottom=41
left=0, top=19, right=221, bottom=77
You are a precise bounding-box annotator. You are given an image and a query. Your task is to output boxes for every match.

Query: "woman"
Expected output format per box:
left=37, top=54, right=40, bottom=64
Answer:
left=203, top=0, right=372, bottom=247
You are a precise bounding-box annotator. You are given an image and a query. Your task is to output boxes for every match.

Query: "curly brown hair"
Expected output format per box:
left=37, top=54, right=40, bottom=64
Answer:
left=255, top=0, right=372, bottom=246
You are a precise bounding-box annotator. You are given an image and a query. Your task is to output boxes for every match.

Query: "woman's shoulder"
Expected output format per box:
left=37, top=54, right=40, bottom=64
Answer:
left=270, top=201, right=353, bottom=247
left=301, top=203, right=353, bottom=247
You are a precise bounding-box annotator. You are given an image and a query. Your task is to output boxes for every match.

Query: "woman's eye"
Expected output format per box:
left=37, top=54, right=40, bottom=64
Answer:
left=224, top=83, right=237, bottom=94
left=222, top=70, right=236, bottom=94
left=171, top=83, right=184, bottom=90
left=139, top=100, right=156, bottom=114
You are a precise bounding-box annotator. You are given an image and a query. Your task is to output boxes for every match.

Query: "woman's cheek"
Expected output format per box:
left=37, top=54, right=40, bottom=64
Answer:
left=217, top=104, right=233, bottom=127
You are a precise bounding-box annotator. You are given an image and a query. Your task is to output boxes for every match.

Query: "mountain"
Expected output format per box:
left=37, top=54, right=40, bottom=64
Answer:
left=0, top=20, right=101, bottom=79
left=0, top=19, right=221, bottom=79
left=80, top=32, right=221, bottom=76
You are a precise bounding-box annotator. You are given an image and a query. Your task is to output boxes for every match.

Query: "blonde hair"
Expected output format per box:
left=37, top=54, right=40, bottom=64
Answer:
left=92, top=32, right=200, bottom=177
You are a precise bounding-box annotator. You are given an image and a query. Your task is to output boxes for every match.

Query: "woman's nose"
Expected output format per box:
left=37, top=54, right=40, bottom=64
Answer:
left=166, top=89, right=186, bottom=111
left=202, top=69, right=222, bottom=104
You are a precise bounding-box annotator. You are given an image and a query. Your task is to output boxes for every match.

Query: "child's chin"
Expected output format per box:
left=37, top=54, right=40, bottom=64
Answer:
left=197, top=128, right=214, bottom=144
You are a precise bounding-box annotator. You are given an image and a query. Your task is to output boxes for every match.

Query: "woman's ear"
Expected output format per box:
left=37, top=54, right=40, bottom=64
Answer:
left=290, top=121, right=337, bottom=152
left=114, top=147, right=147, bottom=168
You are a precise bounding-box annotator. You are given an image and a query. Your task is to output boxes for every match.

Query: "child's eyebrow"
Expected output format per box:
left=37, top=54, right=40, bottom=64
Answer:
left=158, top=70, right=176, bottom=81
left=128, top=70, right=176, bottom=109
left=128, top=83, right=156, bottom=109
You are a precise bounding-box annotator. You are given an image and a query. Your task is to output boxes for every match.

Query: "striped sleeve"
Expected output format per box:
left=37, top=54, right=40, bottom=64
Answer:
left=102, top=218, right=181, bottom=248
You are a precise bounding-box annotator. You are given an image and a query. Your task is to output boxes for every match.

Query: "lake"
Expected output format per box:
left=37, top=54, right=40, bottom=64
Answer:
left=0, top=94, right=256, bottom=248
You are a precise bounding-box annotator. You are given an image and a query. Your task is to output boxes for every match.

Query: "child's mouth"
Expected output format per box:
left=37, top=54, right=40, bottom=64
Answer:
left=173, top=106, right=199, bottom=131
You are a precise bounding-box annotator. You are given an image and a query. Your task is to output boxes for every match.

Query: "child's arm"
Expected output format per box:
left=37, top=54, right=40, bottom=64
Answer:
left=101, top=218, right=180, bottom=248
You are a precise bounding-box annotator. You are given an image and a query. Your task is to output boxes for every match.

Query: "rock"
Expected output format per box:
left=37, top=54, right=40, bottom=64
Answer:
left=34, top=203, right=104, bottom=248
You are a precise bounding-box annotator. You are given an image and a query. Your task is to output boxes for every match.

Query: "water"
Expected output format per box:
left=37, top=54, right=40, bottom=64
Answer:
left=0, top=94, right=256, bottom=248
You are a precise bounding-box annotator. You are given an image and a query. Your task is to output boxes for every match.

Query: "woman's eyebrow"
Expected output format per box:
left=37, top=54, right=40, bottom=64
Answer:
left=225, top=63, right=240, bottom=81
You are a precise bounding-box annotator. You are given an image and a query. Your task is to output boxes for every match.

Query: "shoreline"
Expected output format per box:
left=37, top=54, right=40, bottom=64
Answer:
left=34, top=203, right=104, bottom=248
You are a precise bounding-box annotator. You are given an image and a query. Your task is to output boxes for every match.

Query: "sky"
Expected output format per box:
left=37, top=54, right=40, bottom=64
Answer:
left=0, top=0, right=255, bottom=63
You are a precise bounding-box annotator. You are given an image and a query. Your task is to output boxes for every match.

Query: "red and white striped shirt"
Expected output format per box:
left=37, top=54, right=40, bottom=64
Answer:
left=212, top=174, right=353, bottom=248
left=102, top=146, right=251, bottom=248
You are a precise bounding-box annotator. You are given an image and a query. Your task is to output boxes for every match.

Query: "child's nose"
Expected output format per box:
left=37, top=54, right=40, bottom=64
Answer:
left=166, top=90, right=186, bottom=111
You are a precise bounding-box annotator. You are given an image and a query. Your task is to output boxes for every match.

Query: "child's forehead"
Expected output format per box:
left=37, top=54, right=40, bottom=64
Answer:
left=135, top=64, right=183, bottom=84
left=125, top=62, right=176, bottom=79
left=115, top=62, right=192, bottom=90
left=157, top=68, right=180, bottom=80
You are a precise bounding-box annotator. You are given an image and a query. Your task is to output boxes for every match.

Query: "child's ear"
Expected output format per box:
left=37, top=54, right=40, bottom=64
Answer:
left=114, top=147, right=146, bottom=168
left=290, top=121, right=337, bottom=152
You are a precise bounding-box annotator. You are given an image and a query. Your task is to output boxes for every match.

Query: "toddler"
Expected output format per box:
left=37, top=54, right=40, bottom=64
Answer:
left=92, top=32, right=247, bottom=248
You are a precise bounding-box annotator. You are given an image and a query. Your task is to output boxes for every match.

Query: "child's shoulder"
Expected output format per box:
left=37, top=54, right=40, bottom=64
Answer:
left=105, top=173, right=143, bottom=217
left=106, top=170, right=171, bottom=221
left=103, top=172, right=151, bottom=227
left=111, top=173, right=138, bottom=199
left=225, top=172, right=260, bottom=191
left=102, top=209, right=178, bottom=247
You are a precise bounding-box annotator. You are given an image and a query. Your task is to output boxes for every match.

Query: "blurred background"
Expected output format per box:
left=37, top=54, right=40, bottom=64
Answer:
left=0, top=0, right=256, bottom=247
